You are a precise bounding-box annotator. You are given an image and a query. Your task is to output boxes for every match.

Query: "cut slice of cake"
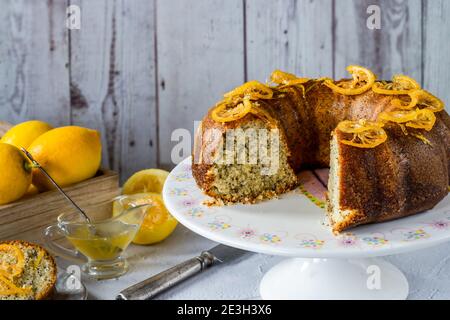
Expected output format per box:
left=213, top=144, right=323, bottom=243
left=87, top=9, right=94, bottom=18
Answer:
left=327, top=125, right=449, bottom=233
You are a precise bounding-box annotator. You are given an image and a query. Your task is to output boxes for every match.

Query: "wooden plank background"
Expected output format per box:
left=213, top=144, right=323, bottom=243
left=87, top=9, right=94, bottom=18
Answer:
left=0, top=0, right=449, bottom=182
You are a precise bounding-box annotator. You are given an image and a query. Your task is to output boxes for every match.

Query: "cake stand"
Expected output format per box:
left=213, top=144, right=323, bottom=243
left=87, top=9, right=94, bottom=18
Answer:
left=163, top=157, right=450, bottom=300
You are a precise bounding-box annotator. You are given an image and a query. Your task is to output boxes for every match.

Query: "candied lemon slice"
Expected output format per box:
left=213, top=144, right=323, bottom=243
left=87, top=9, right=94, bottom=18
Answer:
left=0, top=274, right=32, bottom=296
left=392, top=89, right=444, bottom=112
left=270, top=70, right=297, bottom=84
left=211, top=98, right=253, bottom=123
left=324, top=65, right=376, bottom=95
left=341, top=129, right=387, bottom=148
left=337, top=119, right=387, bottom=148
left=224, top=81, right=273, bottom=102
left=270, top=70, right=309, bottom=87
left=416, top=90, right=444, bottom=112
left=0, top=244, right=25, bottom=278
left=378, top=109, right=418, bottom=123
left=406, top=109, right=436, bottom=131
left=337, top=119, right=384, bottom=134
left=212, top=81, right=272, bottom=123
left=393, top=75, right=421, bottom=90
left=372, top=75, right=420, bottom=95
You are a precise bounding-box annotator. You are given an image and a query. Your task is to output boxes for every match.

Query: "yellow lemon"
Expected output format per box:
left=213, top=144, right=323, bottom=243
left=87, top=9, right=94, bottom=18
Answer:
left=28, top=126, right=102, bottom=191
left=113, top=193, right=178, bottom=245
left=122, top=169, right=169, bottom=195
left=0, top=143, right=32, bottom=204
left=0, top=120, right=53, bottom=149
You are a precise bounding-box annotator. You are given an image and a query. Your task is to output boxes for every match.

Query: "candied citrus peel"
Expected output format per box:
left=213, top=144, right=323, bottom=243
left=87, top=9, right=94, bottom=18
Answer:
left=211, top=98, right=253, bottom=123
left=0, top=244, right=32, bottom=296
left=212, top=81, right=274, bottom=123
left=391, top=89, right=444, bottom=112
left=378, top=108, right=436, bottom=133
left=0, top=244, right=25, bottom=279
left=270, top=70, right=309, bottom=87
left=34, top=248, right=45, bottom=269
left=0, top=274, right=32, bottom=296
left=411, top=133, right=432, bottom=146
left=223, top=80, right=273, bottom=102
left=372, top=75, right=421, bottom=95
left=405, top=109, right=436, bottom=131
left=337, top=119, right=384, bottom=133
left=378, top=109, right=418, bottom=123
left=324, top=65, right=376, bottom=95
left=337, top=119, right=387, bottom=148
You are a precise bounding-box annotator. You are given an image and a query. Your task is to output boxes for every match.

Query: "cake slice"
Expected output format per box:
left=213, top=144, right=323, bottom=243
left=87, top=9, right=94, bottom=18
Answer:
left=327, top=124, right=449, bottom=233
left=0, top=240, right=57, bottom=300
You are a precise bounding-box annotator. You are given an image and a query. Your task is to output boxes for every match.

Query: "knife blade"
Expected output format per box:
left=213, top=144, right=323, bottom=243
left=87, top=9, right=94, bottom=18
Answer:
left=116, top=244, right=250, bottom=300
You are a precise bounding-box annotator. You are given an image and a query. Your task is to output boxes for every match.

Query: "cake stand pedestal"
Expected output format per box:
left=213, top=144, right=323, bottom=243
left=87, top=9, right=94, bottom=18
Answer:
left=259, top=257, right=408, bottom=300
left=163, top=157, right=450, bottom=300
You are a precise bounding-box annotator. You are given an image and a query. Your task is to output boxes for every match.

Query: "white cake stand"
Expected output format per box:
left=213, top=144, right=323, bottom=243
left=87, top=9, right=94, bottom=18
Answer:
left=163, top=157, right=450, bottom=300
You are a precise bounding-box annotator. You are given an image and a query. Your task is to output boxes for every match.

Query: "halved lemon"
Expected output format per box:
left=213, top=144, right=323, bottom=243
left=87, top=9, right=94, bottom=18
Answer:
left=113, top=193, right=178, bottom=245
left=122, top=169, right=170, bottom=195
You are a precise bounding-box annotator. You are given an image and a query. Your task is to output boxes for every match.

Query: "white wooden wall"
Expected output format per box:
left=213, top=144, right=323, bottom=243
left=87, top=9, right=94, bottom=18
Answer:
left=0, top=0, right=449, bottom=181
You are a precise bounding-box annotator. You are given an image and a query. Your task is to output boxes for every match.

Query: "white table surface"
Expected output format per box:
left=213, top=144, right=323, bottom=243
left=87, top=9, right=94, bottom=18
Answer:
left=61, top=224, right=450, bottom=300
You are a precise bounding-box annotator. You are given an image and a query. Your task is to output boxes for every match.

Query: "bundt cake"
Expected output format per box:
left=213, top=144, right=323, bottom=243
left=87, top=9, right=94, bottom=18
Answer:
left=192, top=66, right=450, bottom=233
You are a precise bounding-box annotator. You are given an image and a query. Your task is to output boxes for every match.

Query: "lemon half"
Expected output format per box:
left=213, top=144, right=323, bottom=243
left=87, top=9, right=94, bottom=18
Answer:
left=113, top=193, right=178, bottom=245
left=122, top=169, right=169, bottom=195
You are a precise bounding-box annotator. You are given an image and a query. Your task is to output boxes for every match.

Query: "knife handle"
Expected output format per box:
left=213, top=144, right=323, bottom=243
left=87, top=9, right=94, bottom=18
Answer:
left=116, top=251, right=215, bottom=300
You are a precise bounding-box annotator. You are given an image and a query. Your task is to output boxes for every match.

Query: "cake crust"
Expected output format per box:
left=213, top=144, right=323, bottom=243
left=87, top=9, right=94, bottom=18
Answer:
left=329, top=123, right=449, bottom=233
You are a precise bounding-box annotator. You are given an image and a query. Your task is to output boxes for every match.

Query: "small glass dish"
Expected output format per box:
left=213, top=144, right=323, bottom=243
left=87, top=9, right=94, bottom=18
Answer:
left=44, top=195, right=151, bottom=280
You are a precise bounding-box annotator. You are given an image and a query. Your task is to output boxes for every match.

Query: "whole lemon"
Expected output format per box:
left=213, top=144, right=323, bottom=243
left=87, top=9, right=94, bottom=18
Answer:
left=0, top=143, right=32, bottom=204
left=0, top=120, right=53, bottom=149
left=112, top=193, right=178, bottom=245
left=28, top=126, right=102, bottom=191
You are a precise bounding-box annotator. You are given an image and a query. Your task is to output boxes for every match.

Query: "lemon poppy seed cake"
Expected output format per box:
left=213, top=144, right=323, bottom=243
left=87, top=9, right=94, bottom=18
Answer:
left=0, top=241, right=57, bottom=300
left=192, top=66, right=450, bottom=233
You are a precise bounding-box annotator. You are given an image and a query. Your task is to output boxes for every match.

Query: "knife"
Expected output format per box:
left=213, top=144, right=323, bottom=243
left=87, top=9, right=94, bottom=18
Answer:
left=116, top=244, right=250, bottom=300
